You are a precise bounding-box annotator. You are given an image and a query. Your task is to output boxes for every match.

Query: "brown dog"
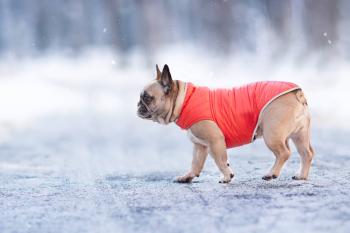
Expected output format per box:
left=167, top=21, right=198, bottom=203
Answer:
left=137, top=64, right=314, bottom=183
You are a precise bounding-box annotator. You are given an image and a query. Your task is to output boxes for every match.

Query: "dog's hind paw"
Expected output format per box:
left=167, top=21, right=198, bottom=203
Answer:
left=262, top=174, right=277, bottom=181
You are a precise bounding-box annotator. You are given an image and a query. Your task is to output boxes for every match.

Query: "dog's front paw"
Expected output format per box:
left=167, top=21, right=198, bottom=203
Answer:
left=219, top=173, right=234, bottom=183
left=175, top=174, right=195, bottom=183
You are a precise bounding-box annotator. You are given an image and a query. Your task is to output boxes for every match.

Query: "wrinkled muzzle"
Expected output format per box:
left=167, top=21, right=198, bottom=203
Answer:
left=137, top=100, right=152, bottom=119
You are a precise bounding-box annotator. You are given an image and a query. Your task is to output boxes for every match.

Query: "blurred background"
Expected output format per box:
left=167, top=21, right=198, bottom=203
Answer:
left=0, top=0, right=350, bottom=170
left=1, top=0, right=350, bottom=59
left=1, top=1, right=350, bottom=232
left=1, top=0, right=350, bottom=170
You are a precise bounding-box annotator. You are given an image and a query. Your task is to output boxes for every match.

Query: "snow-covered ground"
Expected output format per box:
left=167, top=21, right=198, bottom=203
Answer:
left=0, top=49, right=350, bottom=232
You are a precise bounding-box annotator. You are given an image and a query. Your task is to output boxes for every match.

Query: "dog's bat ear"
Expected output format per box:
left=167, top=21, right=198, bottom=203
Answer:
left=156, top=64, right=161, bottom=80
left=161, top=64, right=173, bottom=94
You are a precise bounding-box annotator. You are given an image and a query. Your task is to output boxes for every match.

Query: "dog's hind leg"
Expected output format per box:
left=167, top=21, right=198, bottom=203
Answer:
left=291, top=90, right=314, bottom=180
left=291, top=126, right=314, bottom=180
left=260, top=92, right=298, bottom=181
left=262, top=137, right=291, bottom=180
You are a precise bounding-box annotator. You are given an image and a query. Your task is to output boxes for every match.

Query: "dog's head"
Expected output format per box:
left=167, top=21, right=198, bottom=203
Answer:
left=137, top=64, right=175, bottom=124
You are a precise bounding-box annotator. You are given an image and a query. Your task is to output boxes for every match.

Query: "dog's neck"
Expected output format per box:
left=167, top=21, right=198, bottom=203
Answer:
left=160, top=80, right=186, bottom=124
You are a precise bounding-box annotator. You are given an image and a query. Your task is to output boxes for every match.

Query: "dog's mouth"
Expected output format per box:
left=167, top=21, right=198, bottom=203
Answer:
left=137, top=101, right=152, bottom=119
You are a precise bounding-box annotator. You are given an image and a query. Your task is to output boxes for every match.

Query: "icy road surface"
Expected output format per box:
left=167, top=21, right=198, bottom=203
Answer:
left=0, top=124, right=349, bottom=233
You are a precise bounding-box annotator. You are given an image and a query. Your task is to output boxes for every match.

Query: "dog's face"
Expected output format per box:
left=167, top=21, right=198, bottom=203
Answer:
left=137, top=64, right=174, bottom=123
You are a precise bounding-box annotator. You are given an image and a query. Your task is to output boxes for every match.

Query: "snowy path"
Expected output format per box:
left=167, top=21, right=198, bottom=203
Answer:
left=1, top=126, right=349, bottom=233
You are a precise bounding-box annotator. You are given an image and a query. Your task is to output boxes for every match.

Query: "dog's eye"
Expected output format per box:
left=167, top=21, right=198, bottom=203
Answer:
left=141, top=92, right=154, bottom=104
left=145, top=95, right=154, bottom=104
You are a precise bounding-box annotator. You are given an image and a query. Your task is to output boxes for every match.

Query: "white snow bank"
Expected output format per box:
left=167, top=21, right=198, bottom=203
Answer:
left=0, top=47, right=349, bottom=141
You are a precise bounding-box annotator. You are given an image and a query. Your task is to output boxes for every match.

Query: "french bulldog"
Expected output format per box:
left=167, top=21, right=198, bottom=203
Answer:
left=137, top=64, right=314, bottom=183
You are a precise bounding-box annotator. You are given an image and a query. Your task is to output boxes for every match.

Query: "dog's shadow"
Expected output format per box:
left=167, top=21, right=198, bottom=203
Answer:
left=105, top=171, right=177, bottom=183
left=104, top=171, right=210, bottom=185
left=104, top=172, right=315, bottom=189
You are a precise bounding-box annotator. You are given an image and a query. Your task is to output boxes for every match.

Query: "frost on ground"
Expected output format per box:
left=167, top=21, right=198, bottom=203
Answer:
left=0, top=123, right=349, bottom=233
left=0, top=53, right=350, bottom=233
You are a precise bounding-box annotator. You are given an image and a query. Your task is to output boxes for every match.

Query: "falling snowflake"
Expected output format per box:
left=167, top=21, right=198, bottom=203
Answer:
left=111, top=60, right=116, bottom=65
left=103, top=28, right=107, bottom=33
left=323, top=32, right=327, bottom=37
left=328, top=40, right=332, bottom=44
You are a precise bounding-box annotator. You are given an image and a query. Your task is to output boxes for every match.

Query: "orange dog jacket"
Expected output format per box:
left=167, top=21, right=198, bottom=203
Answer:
left=176, top=81, right=300, bottom=148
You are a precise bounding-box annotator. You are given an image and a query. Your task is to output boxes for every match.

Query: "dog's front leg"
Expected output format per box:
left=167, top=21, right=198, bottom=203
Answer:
left=208, top=139, right=234, bottom=183
left=188, top=120, right=234, bottom=183
left=176, top=143, right=208, bottom=183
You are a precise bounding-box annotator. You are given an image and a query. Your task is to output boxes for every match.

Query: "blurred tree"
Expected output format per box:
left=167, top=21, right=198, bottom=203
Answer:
left=264, top=0, right=293, bottom=58
left=303, top=0, right=338, bottom=56
left=0, top=0, right=346, bottom=61
left=338, top=0, right=350, bottom=59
